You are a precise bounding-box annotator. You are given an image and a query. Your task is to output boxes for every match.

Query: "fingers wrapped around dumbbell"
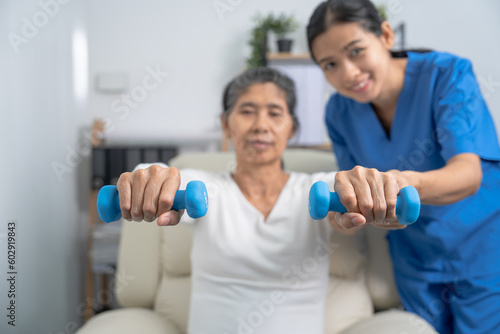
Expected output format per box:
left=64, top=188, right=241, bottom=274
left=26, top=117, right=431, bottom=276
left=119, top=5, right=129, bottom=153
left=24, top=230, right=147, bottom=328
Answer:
left=116, top=165, right=182, bottom=224
left=333, top=167, right=400, bottom=225
left=309, top=171, right=420, bottom=228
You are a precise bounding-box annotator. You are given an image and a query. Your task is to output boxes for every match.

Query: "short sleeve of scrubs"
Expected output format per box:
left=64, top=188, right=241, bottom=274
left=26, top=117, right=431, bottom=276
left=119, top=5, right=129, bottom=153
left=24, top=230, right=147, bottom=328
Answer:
left=433, top=57, right=500, bottom=162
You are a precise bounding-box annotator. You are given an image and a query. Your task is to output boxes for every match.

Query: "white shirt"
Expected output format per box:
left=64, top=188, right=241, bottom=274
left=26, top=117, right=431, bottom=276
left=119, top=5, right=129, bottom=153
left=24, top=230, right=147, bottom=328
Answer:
left=174, top=169, right=337, bottom=334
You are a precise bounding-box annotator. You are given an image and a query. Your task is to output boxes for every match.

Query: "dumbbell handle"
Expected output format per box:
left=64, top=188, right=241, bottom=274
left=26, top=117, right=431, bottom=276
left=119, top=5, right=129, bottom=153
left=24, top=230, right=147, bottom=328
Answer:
left=309, top=181, right=420, bottom=225
left=97, top=180, right=208, bottom=223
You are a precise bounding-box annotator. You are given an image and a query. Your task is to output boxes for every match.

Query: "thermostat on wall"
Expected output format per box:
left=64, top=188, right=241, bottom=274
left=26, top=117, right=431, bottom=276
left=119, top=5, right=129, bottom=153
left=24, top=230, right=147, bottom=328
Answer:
left=95, top=72, right=128, bottom=93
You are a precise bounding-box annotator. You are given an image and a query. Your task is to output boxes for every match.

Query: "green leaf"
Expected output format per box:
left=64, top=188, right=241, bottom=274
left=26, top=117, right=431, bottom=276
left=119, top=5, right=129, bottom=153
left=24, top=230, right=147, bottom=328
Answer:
left=245, top=12, right=299, bottom=69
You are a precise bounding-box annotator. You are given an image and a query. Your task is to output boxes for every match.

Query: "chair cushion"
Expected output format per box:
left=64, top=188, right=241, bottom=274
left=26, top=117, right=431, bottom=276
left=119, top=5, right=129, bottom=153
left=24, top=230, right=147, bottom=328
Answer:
left=364, top=226, right=401, bottom=311
left=282, top=148, right=338, bottom=173
left=154, top=276, right=191, bottom=334
left=154, top=224, right=193, bottom=333
left=115, top=220, right=162, bottom=308
left=324, top=272, right=373, bottom=334
left=339, top=309, right=438, bottom=334
left=328, top=230, right=367, bottom=279
left=169, top=151, right=236, bottom=171
left=159, top=223, right=192, bottom=276
left=76, top=308, right=181, bottom=334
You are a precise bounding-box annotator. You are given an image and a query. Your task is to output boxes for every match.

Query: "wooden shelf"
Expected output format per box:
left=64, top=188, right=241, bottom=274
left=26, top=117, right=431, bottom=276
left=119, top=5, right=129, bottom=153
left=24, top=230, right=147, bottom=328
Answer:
left=288, top=143, right=332, bottom=151
left=267, top=53, right=311, bottom=60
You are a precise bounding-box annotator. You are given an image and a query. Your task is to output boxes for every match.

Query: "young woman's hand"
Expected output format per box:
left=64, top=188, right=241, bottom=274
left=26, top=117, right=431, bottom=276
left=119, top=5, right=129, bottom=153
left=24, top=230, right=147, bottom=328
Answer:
left=116, top=165, right=184, bottom=226
left=328, top=166, right=411, bottom=233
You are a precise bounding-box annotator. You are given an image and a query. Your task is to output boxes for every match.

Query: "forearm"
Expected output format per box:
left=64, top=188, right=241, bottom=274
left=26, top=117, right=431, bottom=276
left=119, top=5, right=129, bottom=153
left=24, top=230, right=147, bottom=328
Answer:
left=402, top=153, right=482, bottom=205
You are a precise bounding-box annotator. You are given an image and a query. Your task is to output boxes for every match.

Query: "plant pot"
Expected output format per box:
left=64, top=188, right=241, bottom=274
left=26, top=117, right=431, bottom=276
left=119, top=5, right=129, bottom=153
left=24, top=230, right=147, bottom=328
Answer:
left=277, top=39, right=293, bottom=53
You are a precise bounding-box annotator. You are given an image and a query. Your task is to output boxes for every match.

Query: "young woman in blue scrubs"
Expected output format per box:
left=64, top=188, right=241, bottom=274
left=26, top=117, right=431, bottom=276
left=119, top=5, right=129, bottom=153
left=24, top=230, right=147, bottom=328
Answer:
left=307, top=0, right=500, bottom=333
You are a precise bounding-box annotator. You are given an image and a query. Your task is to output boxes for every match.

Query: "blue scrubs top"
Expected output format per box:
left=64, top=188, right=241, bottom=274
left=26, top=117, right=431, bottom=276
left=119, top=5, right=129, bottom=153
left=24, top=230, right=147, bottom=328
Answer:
left=325, top=51, right=500, bottom=282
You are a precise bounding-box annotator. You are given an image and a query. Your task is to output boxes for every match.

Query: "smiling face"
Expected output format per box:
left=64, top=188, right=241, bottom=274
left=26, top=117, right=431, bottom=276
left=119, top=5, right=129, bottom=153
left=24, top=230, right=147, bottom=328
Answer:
left=311, top=21, right=395, bottom=104
left=222, top=82, right=295, bottom=168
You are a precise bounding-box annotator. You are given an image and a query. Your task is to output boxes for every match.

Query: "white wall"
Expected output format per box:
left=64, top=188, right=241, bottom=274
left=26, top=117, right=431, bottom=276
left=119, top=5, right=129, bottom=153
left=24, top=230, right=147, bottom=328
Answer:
left=88, top=0, right=500, bottom=143
left=87, top=0, right=322, bottom=143
left=0, top=0, right=89, bottom=333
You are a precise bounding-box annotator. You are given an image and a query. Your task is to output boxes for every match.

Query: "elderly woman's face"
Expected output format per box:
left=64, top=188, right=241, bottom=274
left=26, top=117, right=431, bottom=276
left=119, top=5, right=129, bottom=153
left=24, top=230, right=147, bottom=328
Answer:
left=223, top=82, right=295, bottom=166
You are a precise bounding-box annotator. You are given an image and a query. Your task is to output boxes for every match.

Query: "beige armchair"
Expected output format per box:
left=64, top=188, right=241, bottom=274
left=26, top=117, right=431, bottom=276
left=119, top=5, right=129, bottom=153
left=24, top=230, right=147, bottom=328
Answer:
left=77, top=149, right=436, bottom=334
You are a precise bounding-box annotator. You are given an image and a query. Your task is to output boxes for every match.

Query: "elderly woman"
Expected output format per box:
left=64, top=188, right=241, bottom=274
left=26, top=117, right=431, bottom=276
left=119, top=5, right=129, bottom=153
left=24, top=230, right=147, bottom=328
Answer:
left=116, top=67, right=400, bottom=333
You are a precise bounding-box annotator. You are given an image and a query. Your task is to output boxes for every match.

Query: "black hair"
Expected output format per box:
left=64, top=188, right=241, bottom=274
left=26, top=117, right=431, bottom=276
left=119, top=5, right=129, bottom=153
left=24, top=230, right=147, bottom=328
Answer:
left=222, top=67, right=299, bottom=130
left=307, top=0, right=431, bottom=62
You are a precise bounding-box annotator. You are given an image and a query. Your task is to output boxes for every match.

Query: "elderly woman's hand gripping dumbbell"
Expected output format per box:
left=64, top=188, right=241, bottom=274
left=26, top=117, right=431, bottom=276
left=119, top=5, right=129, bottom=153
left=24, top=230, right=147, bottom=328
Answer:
left=96, top=165, right=208, bottom=225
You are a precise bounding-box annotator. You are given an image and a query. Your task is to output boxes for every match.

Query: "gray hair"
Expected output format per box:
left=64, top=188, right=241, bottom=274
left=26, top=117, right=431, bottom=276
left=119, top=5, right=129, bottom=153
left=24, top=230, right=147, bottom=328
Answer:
left=222, top=67, right=299, bottom=130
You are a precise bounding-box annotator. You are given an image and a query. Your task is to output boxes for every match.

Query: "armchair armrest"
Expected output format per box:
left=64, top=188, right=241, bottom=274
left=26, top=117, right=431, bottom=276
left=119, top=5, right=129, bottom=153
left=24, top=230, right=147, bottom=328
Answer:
left=115, top=220, right=162, bottom=308
left=76, top=308, right=181, bottom=334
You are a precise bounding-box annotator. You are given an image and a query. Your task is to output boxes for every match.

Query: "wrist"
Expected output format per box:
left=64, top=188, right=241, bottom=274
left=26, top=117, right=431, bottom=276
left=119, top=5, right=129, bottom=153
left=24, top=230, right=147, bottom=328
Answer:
left=402, top=170, right=423, bottom=194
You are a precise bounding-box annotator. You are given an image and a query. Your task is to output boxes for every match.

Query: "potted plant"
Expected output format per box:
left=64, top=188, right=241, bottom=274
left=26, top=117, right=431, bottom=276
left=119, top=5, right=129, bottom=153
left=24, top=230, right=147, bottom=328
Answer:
left=268, top=13, right=299, bottom=53
left=246, top=13, right=299, bottom=69
left=246, top=14, right=271, bottom=69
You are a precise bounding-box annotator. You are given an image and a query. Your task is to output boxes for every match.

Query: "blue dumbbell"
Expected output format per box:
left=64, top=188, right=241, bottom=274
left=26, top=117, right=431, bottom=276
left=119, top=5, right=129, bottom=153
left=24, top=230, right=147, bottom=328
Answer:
left=308, top=181, right=420, bottom=225
left=97, top=180, right=208, bottom=223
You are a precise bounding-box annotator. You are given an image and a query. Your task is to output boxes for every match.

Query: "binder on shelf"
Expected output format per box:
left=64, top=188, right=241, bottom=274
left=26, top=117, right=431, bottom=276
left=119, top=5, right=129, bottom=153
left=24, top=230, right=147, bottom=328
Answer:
left=91, top=146, right=179, bottom=189
left=161, top=147, right=177, bottom=164
left=108, top=148, right=125, bottom=185
left=125, top=148, right=142, bottom=172
left=92, top=147, right=107, bottom=189
left=143, top=148, right=160, bottom=164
